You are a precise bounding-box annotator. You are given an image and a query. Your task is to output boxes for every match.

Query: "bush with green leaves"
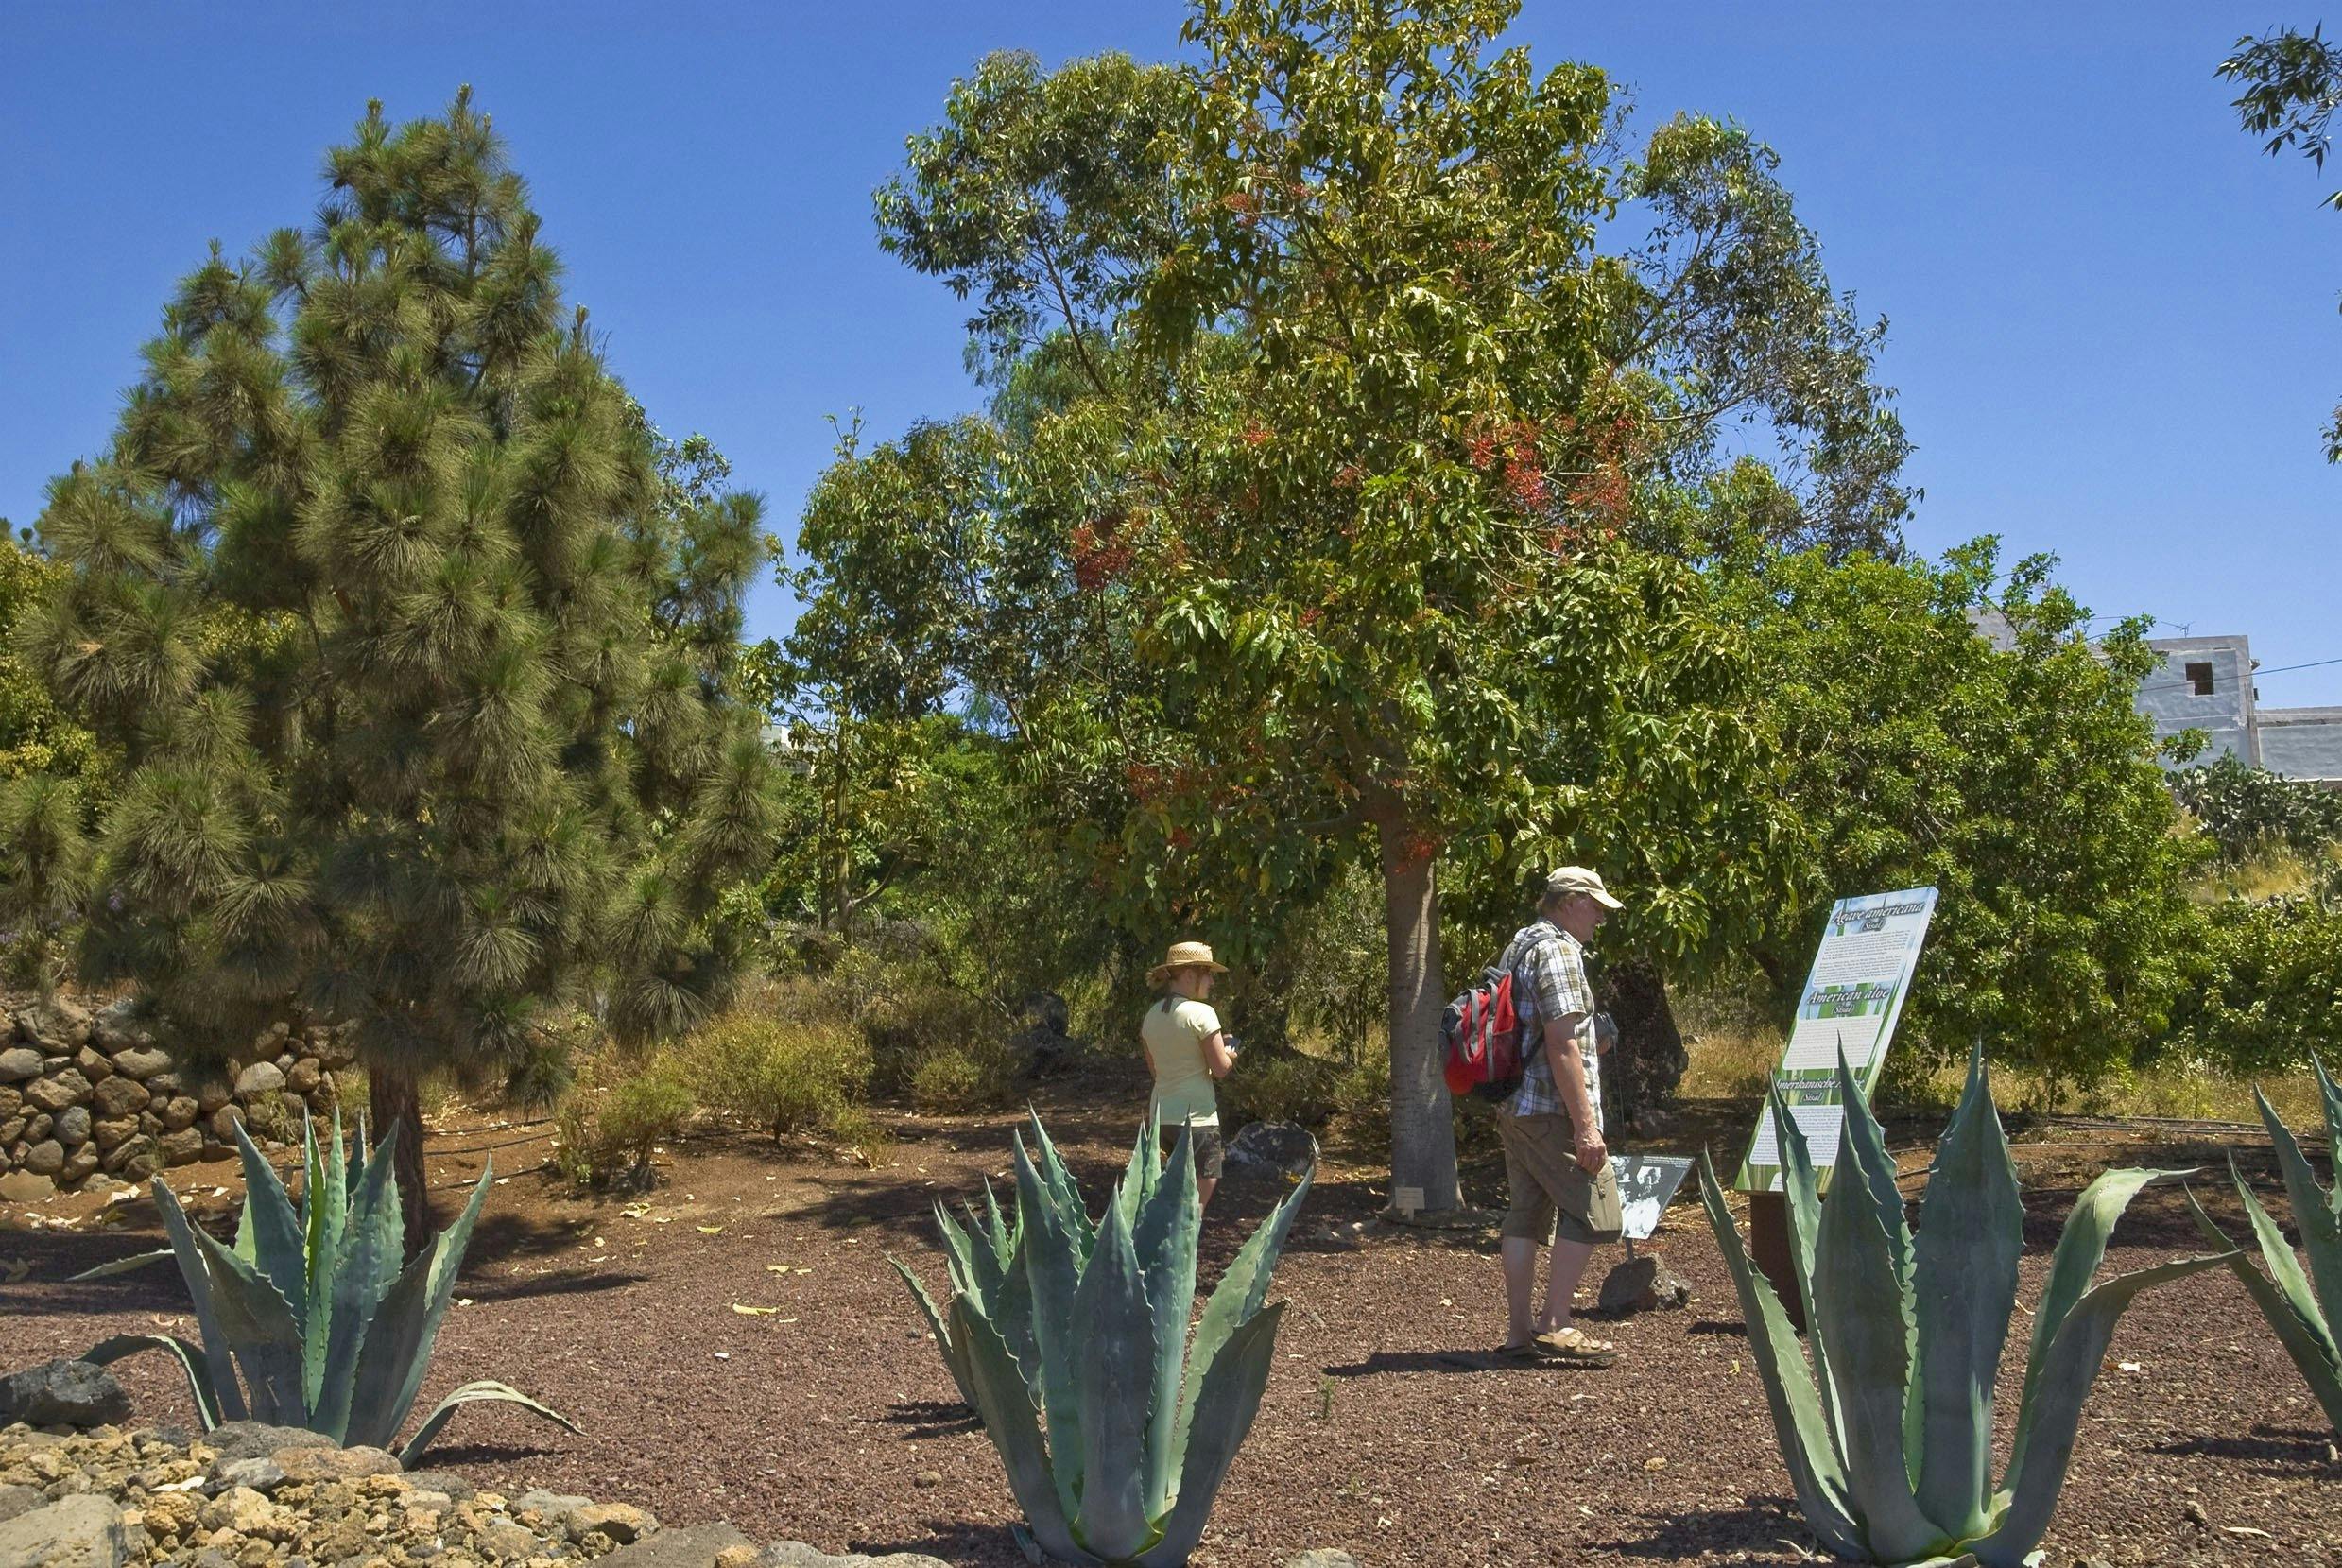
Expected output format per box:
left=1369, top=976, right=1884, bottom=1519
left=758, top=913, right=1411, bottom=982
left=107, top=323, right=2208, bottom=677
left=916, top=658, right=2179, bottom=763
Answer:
left=2188, top=1063, right=2342, bottom=1434
left=893, top=1116, right=1310, bottom=1565
left=79, top=1117, right=573, bottom=1466
left=553, top=1063, right=695, bottom=1191
left=2161, top=893, right=2342, bottom=1078
left=674, top=1003, right=872, bottom=1145
left=2173, top=752, right=2342, bottom=862
left=1699, top=1049, right=2232, bottom=1567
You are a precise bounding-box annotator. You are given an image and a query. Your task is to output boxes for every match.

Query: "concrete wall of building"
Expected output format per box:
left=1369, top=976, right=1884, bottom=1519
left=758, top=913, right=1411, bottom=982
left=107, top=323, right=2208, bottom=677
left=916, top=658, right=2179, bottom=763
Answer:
left=2259, top=707, right=2342, bottom=784
left=2139, top=635, right=2259, bottom=767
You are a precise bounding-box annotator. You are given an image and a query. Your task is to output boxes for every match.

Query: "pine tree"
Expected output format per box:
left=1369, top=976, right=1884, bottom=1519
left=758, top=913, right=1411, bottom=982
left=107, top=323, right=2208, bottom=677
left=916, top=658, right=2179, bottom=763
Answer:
left=16, top=90, right=778, bottom=1247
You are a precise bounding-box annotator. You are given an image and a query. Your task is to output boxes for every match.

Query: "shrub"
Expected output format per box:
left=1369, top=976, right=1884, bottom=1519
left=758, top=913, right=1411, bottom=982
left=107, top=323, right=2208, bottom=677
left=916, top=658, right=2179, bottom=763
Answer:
left=2162, top=894, right=2342, bottom=1078
left=675, top=1008, right=872, bottom=1144
left=905, top=1037, right=1020, bottom=1113
left=554, top=1063, right=695, bottom=1191
left=1221, top=1049, right=1343, bottom=1129
left=2174, top=753, right=2342, bottom=861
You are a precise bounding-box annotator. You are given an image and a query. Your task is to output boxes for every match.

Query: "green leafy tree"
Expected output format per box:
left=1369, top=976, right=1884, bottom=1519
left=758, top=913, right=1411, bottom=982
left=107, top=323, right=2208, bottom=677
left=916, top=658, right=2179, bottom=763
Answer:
left=803, top=0, right=1913, bottom=1210
left=1723, top=527, right=2204, bottom=1103
left=15, top=92, right=779, bottom=1244
left=2220, top=22, right=2342, bottom=457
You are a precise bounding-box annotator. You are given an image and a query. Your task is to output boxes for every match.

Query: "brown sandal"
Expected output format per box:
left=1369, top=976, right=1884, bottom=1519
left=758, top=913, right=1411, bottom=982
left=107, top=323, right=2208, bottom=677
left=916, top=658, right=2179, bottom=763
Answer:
left=1533, top=1327, right=1617, bottom=1367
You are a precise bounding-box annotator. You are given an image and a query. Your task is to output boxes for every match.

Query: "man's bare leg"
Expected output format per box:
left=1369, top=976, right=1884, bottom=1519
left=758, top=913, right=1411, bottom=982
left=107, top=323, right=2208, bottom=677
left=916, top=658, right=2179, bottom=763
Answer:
left=1501, top=1236, right=1541, bottom=1346
left=1540, top=1236, right=1597, bottom=1333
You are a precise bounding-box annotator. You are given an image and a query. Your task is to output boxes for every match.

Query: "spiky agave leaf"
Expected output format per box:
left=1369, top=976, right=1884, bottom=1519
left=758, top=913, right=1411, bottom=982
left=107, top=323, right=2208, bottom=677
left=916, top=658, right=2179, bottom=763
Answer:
left=1166, top=1157, right=1313, bottom=1485
left=1135, top=1121, right=1200, bottom=1520
left=1133, top=1303, right=1285, bottom=1568
left=2191, top=1151, right=2342, bottom=1432
left=1070, top=1193, right=1155, bottom=1561
left=82, top=1334, right=225, bottom=1429
left=1012, top=1130, right=1087, bottom=1525
left=952, top=1290, right=1090, bottom=1564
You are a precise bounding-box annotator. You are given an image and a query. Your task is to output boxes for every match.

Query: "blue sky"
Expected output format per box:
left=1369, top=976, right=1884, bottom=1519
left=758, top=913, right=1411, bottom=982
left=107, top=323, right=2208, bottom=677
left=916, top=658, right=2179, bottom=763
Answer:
left=6, top=1, right=2337, bottom=703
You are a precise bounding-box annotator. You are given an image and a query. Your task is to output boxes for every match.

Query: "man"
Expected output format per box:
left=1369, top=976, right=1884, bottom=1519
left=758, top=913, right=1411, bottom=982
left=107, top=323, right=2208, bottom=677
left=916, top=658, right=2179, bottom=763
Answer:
left=1496, top=866, right=1626, bottom=1366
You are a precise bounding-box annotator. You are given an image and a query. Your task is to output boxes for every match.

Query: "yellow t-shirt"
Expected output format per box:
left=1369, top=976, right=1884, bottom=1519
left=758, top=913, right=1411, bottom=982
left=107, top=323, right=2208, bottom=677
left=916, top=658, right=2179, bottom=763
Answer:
left=1143, top=996, right=1222, bottom=1128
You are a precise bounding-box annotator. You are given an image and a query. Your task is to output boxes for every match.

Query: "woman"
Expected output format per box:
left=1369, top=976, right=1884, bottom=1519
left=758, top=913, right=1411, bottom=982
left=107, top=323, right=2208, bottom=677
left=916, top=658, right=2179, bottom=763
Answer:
left=1142, top=940, right=1237, bottom=1208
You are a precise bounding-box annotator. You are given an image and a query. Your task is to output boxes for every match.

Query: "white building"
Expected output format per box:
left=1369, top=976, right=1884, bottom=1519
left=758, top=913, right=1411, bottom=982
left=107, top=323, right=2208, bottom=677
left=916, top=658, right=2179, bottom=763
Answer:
left=2136, top=634, right=2342, bottom=784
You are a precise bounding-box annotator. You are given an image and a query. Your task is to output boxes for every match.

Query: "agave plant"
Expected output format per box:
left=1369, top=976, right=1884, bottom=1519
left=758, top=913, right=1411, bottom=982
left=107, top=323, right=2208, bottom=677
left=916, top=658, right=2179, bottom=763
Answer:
left=77, top=1113, right=575, bottom=1466
left=1699, top=1047, right=2233, bottom=1568
left=891, top=1115, right=1310, bottom=1566
left=2185, top=1061, right=2342, bottom=1433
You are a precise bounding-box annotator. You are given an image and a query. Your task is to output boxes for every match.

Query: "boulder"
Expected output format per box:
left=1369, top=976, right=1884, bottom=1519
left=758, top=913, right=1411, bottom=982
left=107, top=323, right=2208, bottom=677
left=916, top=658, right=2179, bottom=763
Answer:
left=22, top=1141, right=64, bottom=1177
left=0, top=1084, right=18, bottom=1114
left=207, top=1105, right=245, bottom=1142
left=232, top=1061, right=284, bottom=1098
left=1281, top=1555, right=1362, bottom=1568
left=108, top=1046, right=172, bottom=1082
left=92, top=1117, right=138, bottom=1153
left=53, top=1106, right=91, bottom=1148
left=91, top=999, right=146, bottom=1050
left=135, top=1111, right=162, bottom=1137
left=21, top=1114, right=50, bottom=1146
left=90, top=1075, right=149, bottom=1120
left=759, top=1546, right=954, bottom=1568
left=0, top=1358, right=133, bottom=1428
left=156, top=1128, right=205, bottom=1166
left=24, top=1070, right=91, bottom=1114
left=204, top=1456, right=286, bottom=1494
left=1595, top=1253, right=1693, bottom=1316
left=202, top=1422, right=339, bottom=1462
left=157, top=1096, right=198, bottom=1132
left=14, top=994, right=93, bottom=1051
left=599, top=1524, right=752, bottom=1568
left=0, top=1049, right=37, bottom=1084
left=59, top=1146, right=99, bottom=1185
left=0, top=1170, right=55, bottom=1203
left=285, top=1059, right=322, bottom=1095
left=72, top=1048, right=113, bottom=1084
left=101, top=1134, right=160, bottom=1180
left=0, top=1117, right=21, bottom=1146
left=0, top=1493, right=127, bottom=1568
left=0, top=1484, right=39, bottom=1524
left=269, top=1445, right=400, bottom=1485
left=1224, top=1120, right=1318, bottom=1180
left=194, top=1079, right=232, bottom=1115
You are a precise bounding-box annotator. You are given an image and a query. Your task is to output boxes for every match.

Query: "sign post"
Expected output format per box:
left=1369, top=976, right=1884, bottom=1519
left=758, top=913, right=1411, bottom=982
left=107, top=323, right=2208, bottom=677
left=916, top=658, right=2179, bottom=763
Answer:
left=1735, top=887, right=1937, bottom=1325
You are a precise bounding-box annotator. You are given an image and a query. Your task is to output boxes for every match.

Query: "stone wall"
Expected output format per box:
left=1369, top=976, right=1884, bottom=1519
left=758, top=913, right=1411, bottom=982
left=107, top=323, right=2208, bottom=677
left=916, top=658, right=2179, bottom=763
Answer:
left=0, top=992, right=352, bottom=1192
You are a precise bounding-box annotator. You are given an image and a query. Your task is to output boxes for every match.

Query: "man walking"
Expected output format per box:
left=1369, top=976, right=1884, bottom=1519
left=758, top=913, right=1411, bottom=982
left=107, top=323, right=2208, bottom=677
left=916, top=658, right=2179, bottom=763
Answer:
left=1496, top=867, right=1626, bottom=1366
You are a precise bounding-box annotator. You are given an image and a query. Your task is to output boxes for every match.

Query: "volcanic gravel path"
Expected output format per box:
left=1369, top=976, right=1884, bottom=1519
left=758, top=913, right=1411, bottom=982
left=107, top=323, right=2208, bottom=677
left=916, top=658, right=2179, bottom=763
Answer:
left=1, top=1094, right=2330, bottom=1566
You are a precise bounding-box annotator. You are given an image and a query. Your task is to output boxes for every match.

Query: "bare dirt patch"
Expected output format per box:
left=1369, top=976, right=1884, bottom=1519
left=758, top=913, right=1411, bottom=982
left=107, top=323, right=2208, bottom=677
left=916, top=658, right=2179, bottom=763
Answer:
left=2, top=1092, right=2333, bottom=1566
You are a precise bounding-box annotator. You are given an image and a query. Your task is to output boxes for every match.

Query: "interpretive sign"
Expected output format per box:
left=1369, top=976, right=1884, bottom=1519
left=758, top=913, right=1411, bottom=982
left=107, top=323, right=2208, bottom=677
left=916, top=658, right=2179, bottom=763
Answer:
left=1734, top=886, right=1937, bottom=1193
left=1611, top=1154, right=1692, bottom=1242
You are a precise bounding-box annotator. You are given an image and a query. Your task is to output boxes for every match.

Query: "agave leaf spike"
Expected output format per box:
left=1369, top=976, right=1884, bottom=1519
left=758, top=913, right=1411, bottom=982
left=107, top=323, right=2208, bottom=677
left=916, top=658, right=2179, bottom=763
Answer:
left=1910, top=1044, right=2024, bottom=1540
left=344, top=1161, right=494, bottom=1450
left=2256, top=1087, right=2342, bottom=1321
left=180, top=1200, right=307, bottom=1424
left=1071, top=1193, right=1155, bottom=1560
left=1767, top=1082, right=1844, bottom=1454
left=2187, top=1176, right=2342, bottom=1430
left=1012, top=1132, right=1087, bottom=1522
left=2316, top=1055, right=2342, bottom=1221
left=395, top=1381, right=581, bottom=1471
left=309, top=1127, right=403, bottom=1441
left=1170, top=1158, right=1314, bottom=1476
left=229, top=1119, right=309, bottom=1329
left=889, top=1253, right=977, bottom=1410
left=952, top=1291, right=1091, bottom=1563
left=935, top=1199, right=983, bottom=1304
left=1697, top=1153, right=1864, bottom=1559
left=1973, top=1250, right=2236, bottom=1567
left=81, top=1334, right=227, bottom=1428
left=1133, top=1301, right=1286, bottom=1568
left=145, top=1179, right=250, bottom=1422
left=1136, top=1120, right=1200, bottom=1518
left=1809, top=1075, right=1940, bottom=1564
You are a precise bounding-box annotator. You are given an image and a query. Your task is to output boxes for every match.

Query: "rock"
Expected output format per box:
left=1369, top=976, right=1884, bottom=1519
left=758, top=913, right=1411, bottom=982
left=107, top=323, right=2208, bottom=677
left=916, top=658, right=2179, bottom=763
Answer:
left=60, top=1146, right=99, bottom=1185
left=271, top=1445, right=400, bottom=1485
left=400, top=1469, right=476, bottom=1502
left=0, top=1359, right=133, bottom=1429
left=156, top=1128, right=205, bottom=1167
left=91, top=1115, right=136, bottom=1152
left=285, top=1060, right=321, bottom=1095
left=1224, top=1119, right=1317, bottom=1179
left=205, top=1456, right=287, bottom=1494
left=72, top=1048, right=113, bottom=1084
left=0, top=1049, right=42, bottom=1084
left=101, top=1135, right=160, bottom=1180
left=25, top=1070, right=92, bottom=1114
left=1281, top=1555, right=1361, bottom=1568
left=599, top=1524, right=751, bottom=1568
left=203, top=1422, right=340, bottom=1462
left=570, top=1501, right=653, bottom=1543
left=1595, top=1253, right=1693, bottom=1316
left=54, top=1106, right=91, bottom=1147
left=232, top=1061, right=284, bottom=1098
left=477, top=1517, right=545, bottom=1561
left=22, top=1111, right=51, bottom=1145
left=198, top=1484, right=294, bottom=1542
left=0, top=1169, right=53, bottom=1203
left=22, top=1141, right=65, bottom=1177
left=91, top=1000, right=146, bottom=1050
left=90, top=1076, right=148, bottom=1120
left=141, top=1070, right=179, bottom=1094
left=0, top=1486, right=38, bottom=1524
left=134, top=1110, right=162, bottom=1137
left=206, top=1106, right=244, bottom=1141
left=0, top=1117, right=19, bottom=1146
left=194, top=1079, right=232, bottom=1115
left=108, top=1047, right=171, bottom=1082
left=0, top=1493, right=127, bottom=1568
left=16, top=994, right=94, bottom=1051
left=156, top=1096, right=198, bottom=1132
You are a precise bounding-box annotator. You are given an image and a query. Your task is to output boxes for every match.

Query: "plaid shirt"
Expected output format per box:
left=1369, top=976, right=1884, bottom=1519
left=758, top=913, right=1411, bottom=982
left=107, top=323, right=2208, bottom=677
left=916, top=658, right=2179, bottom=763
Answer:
left=1500, top=920, right=1600, bottom=1124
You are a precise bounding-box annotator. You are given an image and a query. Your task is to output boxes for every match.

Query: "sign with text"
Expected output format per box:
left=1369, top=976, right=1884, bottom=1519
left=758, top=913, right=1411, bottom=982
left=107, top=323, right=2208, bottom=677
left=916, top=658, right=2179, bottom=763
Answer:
left=1734, top=886, right=1937, bottom=1194
left=1611, top=1154, right=1692, bottom=1242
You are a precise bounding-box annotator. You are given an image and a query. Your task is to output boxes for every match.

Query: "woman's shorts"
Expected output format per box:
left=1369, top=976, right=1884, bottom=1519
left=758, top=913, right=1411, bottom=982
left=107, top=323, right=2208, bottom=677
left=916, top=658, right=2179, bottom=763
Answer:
left=1160, top=1121, right=1226, bottom=1181
left=1497, top=1111, right=1623, bottom=1245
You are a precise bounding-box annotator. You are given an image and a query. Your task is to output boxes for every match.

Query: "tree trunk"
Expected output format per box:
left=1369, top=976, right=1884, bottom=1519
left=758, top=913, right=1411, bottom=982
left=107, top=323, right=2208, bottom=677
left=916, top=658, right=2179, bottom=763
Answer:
left=369, top=1066, right=432, bottom=1261
left=1379, top=819, right=1459, bottom=1215
left=1599, top=955, right=1688, bottom=1136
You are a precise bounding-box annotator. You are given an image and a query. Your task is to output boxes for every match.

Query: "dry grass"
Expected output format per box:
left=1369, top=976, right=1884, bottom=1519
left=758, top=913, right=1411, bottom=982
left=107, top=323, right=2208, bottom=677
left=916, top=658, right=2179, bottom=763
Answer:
left=2193, top=843, right=2318, bottom=904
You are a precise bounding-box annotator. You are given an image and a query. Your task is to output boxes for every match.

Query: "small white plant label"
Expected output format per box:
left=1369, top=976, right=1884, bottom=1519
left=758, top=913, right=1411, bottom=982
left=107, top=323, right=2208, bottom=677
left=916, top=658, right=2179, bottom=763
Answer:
left=1392, top=1185, right=1423, bottom=1218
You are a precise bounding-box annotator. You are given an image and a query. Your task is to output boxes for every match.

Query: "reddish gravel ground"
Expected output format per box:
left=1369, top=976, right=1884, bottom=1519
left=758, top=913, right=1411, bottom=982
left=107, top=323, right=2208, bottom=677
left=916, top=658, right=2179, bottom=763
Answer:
left=1, top=1089, right=2333, bottom=1567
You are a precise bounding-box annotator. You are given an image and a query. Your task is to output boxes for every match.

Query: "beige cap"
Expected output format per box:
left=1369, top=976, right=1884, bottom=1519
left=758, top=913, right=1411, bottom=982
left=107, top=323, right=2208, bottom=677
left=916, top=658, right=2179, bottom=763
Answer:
left=1147, top=940, right=1230, bottom=986
left=1544, top=866, right=1624, bottom=910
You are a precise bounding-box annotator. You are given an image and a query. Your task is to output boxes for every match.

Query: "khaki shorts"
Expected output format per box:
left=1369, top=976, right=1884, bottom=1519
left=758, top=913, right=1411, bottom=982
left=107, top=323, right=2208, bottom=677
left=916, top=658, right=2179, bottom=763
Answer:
left=1498, top=1111, right=1623, bottom=1245
left=1161, top=1123, right=1226, bottom=1181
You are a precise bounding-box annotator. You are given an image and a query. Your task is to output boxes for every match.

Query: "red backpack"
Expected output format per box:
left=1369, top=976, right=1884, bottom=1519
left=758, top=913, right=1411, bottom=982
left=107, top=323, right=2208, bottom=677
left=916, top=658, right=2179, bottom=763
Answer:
left=1440, top=961, right=1526, bottom=1100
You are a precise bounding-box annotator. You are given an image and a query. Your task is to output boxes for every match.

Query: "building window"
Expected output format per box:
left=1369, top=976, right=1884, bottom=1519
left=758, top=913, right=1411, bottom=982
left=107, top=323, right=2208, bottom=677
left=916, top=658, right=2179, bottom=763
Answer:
left=2185, top=661, right=2214, bottom=697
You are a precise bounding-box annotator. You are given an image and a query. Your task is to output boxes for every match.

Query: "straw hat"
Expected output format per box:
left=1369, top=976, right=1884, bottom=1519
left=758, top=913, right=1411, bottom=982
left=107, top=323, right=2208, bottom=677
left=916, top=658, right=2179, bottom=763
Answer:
left=1147, top=940, right=1229, bottom=987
